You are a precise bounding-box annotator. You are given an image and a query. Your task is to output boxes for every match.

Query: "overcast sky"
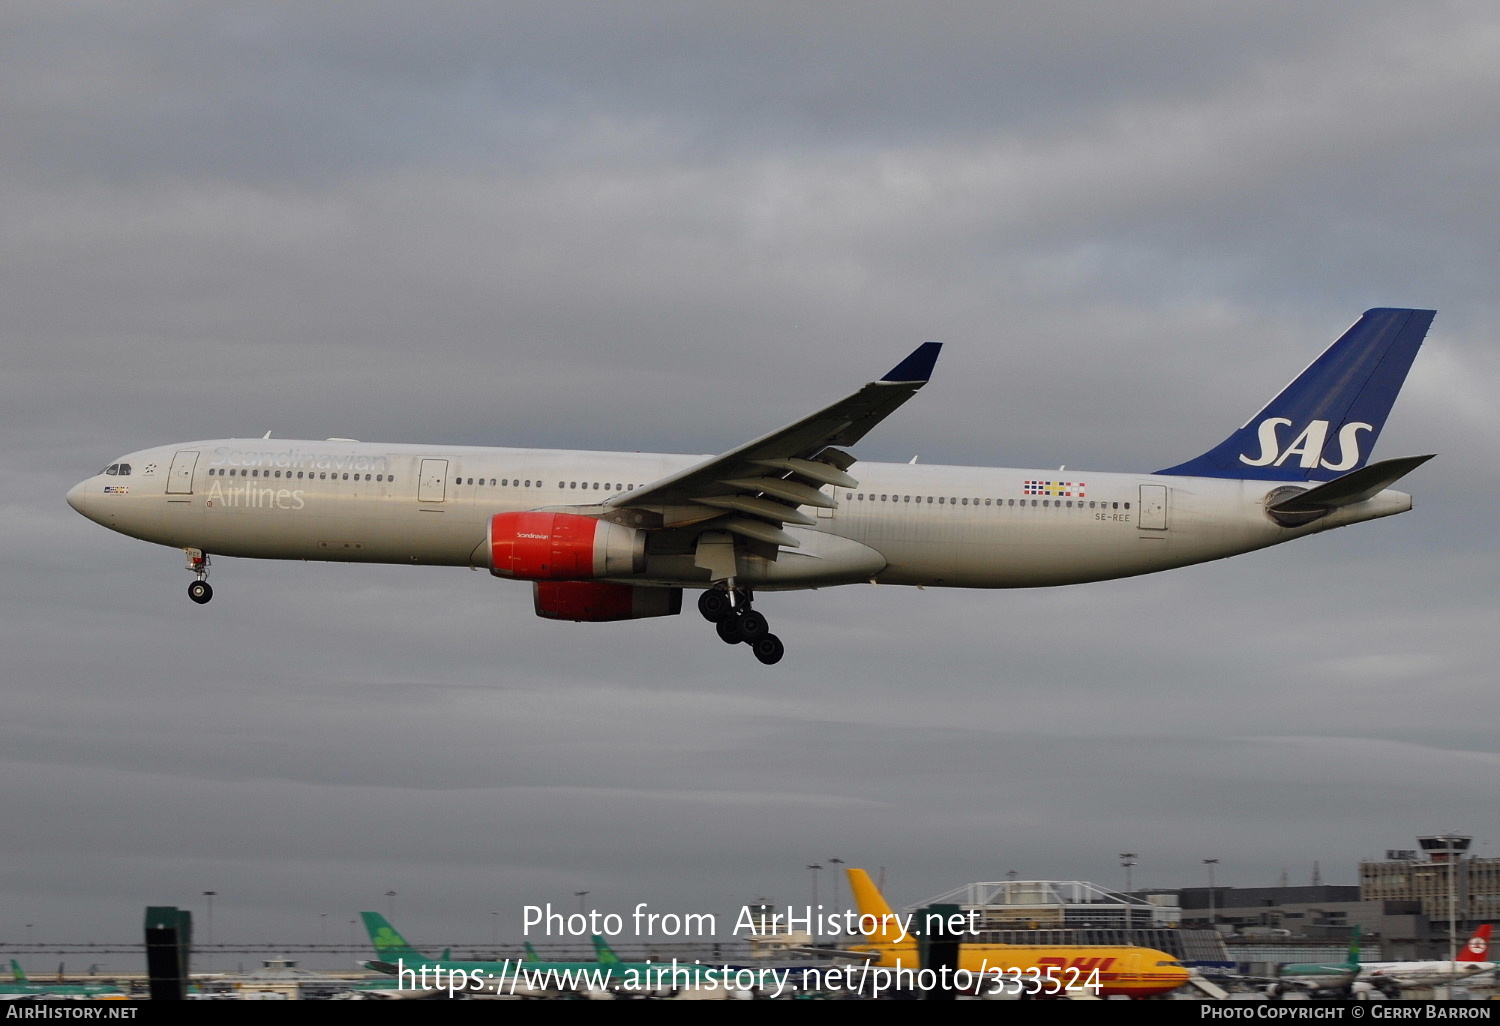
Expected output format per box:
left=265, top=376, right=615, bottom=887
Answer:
left=2, top=2, right=1497, bottom=961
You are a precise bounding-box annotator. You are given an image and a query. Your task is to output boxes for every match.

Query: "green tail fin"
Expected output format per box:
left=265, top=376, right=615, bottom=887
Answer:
left=523, top=942, right=541, bottom=962
left=1346, top=924, right=1362, bottom=965
left=592, top=935, right=622, bottom=964
left=360, top=912, right=428, bottom=962
left=10, top=960, right=25, bottom=983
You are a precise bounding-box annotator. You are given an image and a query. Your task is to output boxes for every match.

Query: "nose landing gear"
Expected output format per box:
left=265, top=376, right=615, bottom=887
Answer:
left=184, top=548, right=213, bottom=604
left=697, top=583, right=784, bottom=664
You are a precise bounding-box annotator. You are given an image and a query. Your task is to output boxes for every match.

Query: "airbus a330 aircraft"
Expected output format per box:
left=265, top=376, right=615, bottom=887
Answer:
left=68, top=308, right=1435, bottom=665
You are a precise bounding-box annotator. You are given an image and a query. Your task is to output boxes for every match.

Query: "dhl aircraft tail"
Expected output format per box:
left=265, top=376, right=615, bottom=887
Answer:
left=1460, top=924, right=1493, bottom=962
left=846, top=868, right=914, bottom=948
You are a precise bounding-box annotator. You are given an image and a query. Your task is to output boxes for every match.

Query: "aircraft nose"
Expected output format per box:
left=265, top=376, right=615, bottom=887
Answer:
left=67, top=477, right=101, bottom=520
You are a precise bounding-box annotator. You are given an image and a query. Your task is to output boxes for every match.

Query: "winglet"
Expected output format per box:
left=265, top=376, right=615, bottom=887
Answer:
left=881, top=342, right=943, bottom=383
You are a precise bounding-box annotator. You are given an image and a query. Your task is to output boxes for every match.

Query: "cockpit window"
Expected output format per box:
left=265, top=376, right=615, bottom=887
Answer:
left=117, top=464, right=131, bottom=476
left=103, top=464, right=119, bottom=476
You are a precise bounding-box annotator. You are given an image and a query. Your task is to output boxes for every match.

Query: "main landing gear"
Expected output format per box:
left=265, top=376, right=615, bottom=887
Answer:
left=698, top=585, right=784, bottom=665
left=184, top=548, right=213, bottom=605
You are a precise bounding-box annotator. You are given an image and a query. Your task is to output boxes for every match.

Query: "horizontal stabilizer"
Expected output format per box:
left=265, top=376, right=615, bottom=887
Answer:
left=1268, top=454, right=1435, bottom=514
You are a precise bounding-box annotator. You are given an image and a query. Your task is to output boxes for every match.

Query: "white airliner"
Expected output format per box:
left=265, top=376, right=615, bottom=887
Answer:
left=1359, top=924, right=1496, bottom=993
left=68, top=308, right=1435, bottom=665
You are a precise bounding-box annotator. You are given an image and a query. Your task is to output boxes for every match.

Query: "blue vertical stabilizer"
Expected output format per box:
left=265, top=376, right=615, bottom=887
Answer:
left=1156, top=308, right=1434, bottom=481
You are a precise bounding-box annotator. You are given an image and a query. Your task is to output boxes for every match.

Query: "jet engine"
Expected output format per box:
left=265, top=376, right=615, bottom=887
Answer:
left=533, top=581, right=682, bottom=622
left=489, top=511, right=646, bottom=580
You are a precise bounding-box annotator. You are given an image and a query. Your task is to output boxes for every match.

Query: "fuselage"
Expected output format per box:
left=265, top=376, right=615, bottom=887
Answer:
left=1360, top=959, right=1497, bottom=988
left=67, top=437, right=1414, bottom=592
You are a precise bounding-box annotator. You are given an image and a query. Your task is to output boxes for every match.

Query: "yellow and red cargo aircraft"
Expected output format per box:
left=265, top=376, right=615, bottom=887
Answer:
left=845, top=868, right=1191, bottom=999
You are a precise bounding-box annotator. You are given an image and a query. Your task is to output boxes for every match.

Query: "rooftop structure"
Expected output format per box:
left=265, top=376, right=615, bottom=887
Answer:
left=910, top=879, right=1180, bottom=930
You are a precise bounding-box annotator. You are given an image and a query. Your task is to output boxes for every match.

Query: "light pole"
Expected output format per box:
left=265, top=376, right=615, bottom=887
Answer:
left=491, top=911, right=499, bottom=951
left=828, top=858, right=845, bottom=912
left=1119, top=853, right=1137, bottom=894
left=202, top=892, right=216, bottom=970
left=575, top=891, right=589, bottom=915
left=807, top=864, right=822, bottom=910
left=386, top=891, right=397, bottom=919
left=1204, top=859, right=1220, bottom=931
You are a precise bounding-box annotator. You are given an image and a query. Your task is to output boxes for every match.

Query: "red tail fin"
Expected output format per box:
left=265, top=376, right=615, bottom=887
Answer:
left=1460, top=924, right=1492, bottom=962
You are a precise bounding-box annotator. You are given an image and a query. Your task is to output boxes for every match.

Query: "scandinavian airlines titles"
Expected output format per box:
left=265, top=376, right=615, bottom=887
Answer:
left=1239, top=418, right=1373, bottom=471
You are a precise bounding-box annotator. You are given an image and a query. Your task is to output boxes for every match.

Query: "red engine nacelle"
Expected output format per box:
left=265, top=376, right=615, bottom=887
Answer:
left=488, top=511, right=645, bottom=581
left=533, top=581, right=682, bottom=622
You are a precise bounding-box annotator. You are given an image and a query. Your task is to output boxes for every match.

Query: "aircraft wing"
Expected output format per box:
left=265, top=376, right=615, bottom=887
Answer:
left=604, top=343, right=941, bottom=541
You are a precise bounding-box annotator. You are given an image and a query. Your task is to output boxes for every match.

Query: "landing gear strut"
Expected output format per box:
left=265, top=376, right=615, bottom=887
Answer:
left=699, top=582, right=783, bottom=664
left=185, top=548, right=213, bottom=605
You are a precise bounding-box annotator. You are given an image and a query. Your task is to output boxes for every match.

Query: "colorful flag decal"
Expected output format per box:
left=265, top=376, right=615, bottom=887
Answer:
left=1022, top=480, right=1085, bottom=497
